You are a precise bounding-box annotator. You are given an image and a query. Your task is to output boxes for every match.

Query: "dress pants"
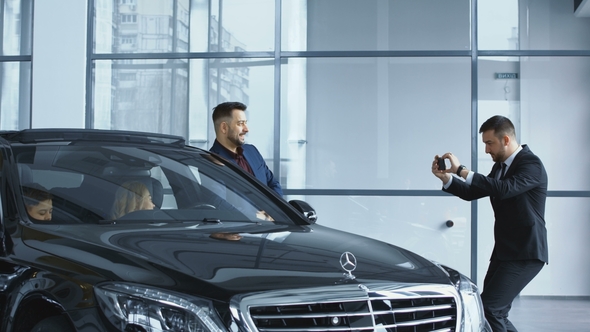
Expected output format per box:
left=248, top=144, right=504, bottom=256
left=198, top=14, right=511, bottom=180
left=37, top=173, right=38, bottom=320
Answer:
left=480, top=258, right=545, bottom=332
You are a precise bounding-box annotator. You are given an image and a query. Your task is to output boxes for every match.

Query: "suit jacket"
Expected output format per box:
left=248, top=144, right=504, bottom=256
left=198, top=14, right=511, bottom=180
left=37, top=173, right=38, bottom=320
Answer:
left=444, top=145, right=548, bottom=263
left=210, top=140, right=283, bottom=197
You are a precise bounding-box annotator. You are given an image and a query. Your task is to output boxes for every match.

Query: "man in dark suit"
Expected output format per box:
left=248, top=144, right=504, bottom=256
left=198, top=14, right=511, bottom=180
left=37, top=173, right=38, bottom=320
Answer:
left=209, top=101, right=283, bottom=197
left=431, top=115, right=548, bottom=332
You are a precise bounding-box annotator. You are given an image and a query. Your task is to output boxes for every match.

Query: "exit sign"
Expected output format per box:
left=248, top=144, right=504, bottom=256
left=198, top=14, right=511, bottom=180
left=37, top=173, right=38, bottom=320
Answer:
left=495, top=73, right=519, bottom=79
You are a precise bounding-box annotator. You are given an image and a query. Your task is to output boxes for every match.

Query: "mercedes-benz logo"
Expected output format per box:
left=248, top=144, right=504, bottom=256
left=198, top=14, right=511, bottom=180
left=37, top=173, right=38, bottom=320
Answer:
left=340, top=251, right=357, bottom=273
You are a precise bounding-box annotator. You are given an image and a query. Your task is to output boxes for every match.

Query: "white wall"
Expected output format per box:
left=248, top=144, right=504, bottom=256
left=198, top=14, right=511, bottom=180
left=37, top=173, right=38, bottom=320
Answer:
left=31, top=0, right=87, bottom=128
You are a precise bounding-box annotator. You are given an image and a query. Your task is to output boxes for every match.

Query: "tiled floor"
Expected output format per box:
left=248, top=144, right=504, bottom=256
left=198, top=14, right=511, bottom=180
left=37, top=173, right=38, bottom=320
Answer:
left=508, top=296, right=590, bottom=332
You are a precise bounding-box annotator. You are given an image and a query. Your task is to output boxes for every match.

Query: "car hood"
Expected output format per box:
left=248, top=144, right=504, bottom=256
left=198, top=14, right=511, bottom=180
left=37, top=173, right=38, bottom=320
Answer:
left=22, top=222, right=451, bottom=301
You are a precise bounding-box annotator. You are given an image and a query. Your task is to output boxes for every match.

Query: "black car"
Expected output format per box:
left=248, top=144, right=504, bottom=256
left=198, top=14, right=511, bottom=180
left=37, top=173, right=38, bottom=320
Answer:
left=0, top=129, right=491, bottom=332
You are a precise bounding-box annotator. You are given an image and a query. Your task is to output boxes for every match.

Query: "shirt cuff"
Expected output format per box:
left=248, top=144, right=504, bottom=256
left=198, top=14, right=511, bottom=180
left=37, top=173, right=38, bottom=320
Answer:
left=465, top=171, right=474, bottom=185
left=443, top=175, right=453, bottom=189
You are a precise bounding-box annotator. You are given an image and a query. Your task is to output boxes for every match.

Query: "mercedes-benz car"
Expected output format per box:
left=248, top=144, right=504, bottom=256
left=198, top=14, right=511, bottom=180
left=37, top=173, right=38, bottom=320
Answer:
left=0, top=129, right=490, bottom=332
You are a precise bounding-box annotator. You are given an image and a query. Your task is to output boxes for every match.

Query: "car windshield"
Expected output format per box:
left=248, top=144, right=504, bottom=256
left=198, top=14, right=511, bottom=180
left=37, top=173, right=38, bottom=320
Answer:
left=13, top=143, right=293, bottom=225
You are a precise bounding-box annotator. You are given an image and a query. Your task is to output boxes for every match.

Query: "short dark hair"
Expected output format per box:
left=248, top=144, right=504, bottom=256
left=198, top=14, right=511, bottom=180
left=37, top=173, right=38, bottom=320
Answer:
left=22, top=183, right=53, bottom=207
left=479, top=115, right=516, bottom=140
left=211, top=102, right=247, bottom=127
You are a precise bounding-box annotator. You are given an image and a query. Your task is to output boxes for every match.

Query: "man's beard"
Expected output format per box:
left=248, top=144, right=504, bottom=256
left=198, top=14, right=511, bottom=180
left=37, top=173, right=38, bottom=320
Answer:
left=228, top=134, right=245, bottom=147
left=492, top=150, right=506, bottom=163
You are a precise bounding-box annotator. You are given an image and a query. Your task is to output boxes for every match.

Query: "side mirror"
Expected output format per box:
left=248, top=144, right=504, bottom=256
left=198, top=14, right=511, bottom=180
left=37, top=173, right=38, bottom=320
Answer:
left=289, top=200, right=317, bottom=224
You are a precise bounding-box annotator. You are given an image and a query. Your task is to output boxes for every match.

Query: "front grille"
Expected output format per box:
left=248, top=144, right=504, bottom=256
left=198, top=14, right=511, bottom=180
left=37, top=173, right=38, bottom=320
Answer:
left=233, top=284, right=459, bottom=332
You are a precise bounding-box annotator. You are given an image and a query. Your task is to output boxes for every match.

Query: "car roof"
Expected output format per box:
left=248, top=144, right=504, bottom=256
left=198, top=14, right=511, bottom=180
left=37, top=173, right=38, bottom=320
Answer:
left=0, top=128, right=186, bottom=148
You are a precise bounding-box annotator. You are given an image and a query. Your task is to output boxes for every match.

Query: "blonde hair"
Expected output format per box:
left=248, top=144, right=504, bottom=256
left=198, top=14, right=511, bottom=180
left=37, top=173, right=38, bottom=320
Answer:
left=111, top=181, right=149, bottom=219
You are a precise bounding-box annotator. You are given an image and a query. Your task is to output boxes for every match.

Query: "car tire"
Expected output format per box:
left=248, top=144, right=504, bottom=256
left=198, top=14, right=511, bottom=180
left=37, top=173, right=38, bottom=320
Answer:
left=30, top=315, right=74, bottom=332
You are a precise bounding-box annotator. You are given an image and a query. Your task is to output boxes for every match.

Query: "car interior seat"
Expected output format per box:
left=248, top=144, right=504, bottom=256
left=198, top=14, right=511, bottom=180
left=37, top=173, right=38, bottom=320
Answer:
left=17, top=164, right=34, bottom=184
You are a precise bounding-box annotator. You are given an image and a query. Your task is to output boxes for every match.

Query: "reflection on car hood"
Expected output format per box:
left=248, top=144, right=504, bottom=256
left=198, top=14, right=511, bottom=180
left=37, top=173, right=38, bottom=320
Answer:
left=22, top=223, right=451, bottom=300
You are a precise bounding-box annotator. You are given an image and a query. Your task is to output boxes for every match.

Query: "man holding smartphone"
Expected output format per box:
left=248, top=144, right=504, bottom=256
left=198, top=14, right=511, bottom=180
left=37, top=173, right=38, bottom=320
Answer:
left=431, top=115, right=548, bottom=332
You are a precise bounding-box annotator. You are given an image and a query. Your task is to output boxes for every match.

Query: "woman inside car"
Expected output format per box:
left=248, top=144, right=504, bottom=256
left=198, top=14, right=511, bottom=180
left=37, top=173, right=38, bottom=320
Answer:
left=22, top=183, right=53, bottom=222
left=111, top=180, right=155, bottom=219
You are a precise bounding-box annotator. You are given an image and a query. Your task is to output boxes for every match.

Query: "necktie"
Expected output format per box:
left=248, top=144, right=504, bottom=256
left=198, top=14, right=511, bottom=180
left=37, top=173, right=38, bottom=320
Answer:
left=500, top=162, right=507, bottom=179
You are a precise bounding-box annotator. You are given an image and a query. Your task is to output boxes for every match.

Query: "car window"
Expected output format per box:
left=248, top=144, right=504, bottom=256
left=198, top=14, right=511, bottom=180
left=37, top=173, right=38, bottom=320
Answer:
left=12, top=144, right=292, bottom=225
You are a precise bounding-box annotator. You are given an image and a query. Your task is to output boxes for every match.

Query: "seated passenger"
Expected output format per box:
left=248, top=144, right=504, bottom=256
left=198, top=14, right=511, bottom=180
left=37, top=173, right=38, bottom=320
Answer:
left=22, top=183, right=53, bottom=221
left=111, top=181, right=155, bottom=219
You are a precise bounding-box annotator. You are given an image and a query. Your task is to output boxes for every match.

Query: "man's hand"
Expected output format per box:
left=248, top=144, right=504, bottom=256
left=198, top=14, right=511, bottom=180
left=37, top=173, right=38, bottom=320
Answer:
left=432, top=155, right=451, bottom=184
left=440, top=152, right=462, bottom=174
left=256, top=210, right=274, bottom=222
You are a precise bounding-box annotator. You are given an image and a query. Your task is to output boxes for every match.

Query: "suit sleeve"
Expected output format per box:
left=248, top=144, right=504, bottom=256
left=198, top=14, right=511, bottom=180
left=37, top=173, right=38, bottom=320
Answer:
left=443, top=174, right=490, bottom=201
left=471, top=155, right=545, bottom=200
left=261, top=160, right=284, bottom=197
left=248, top=145, right=284, bottom=197
left=445, top=153, right=545, bottom=202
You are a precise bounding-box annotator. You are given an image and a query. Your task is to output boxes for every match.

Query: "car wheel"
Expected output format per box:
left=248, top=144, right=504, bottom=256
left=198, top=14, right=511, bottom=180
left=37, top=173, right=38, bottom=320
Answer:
left=30, top=315, right=74, bottom=332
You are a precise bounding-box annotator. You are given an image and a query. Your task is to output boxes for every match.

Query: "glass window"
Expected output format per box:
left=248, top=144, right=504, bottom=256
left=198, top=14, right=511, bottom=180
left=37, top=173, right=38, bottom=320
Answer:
left=0, top=61, right=31, bottom=130
left=92, top=59, right=189, bottom=136
left=479, top=0, right=590, bottom=50
left=478, top=56, right=590, bottom=190
left=95, top=0, right=274, bottom=54
left=1, top=0, right=32, bottom=131
left=15, top=144, right=293, bottom=224
left=478, top=197, right=590, bottom=295
left=478, top=56, right=590, bottom=295
left=210, top=0, right=275, bottom=52
left=1, top=0, right=32, bottom=56
left=282, top=0, right=470, bottom=51
left=207, top=58, right=276, bottom=167
left=93, top=56, right=275, bottom=163
left=95, top=0, right=191, bottom=53
left=478, top=0, right=519, bottom=50
left=281, top=57, right=471, bottom=190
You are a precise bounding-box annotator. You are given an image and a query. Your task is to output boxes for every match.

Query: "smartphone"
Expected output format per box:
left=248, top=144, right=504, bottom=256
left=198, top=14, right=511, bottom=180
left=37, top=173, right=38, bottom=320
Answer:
left=437, top=157, right=446, bottom=171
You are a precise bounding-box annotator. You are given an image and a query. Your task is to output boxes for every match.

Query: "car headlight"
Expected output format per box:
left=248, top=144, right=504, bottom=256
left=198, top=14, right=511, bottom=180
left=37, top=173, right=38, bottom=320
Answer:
left=431, top=262, right=491, bottom=332
left=95, top=282, right=227, bottom=332
left=456, top=274, right=492, bottom=332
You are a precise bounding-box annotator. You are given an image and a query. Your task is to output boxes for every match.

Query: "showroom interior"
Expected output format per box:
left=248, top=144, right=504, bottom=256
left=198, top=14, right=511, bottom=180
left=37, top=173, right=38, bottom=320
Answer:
left=1, top=0, right=590, bottom=330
